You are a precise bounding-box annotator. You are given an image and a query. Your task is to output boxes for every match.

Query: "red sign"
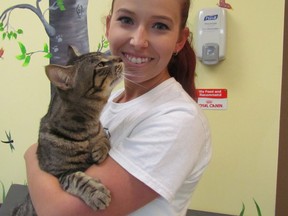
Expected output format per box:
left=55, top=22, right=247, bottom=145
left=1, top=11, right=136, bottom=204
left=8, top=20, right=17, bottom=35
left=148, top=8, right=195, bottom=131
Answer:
left=196, top=89, right=228, bottom=110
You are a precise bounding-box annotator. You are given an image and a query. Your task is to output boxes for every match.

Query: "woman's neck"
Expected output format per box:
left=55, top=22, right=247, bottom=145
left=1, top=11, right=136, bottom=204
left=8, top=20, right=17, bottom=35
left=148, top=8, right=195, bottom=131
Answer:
left=114, top=72, right=171, bottom=103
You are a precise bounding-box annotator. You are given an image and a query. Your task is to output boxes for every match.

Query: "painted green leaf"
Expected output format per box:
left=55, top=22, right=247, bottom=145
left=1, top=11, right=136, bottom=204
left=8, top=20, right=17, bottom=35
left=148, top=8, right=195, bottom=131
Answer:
left=0, top=181, right=5, bottom=202
left=44, top=53, right=52, bottom=59
left=17, top=29, right=23, bottom=34
left=0, top=22, right=3, bottom=28
left=253, top=199, right=262, bottom=216
left=104, top=41, right=109, bottom=48
left=2, top=32, right=6, bottom=40
left=239, top=203, right=245, bottom=216
left=16, top=54, right=26, bottom=60
left=13, top=33, right=17, bottom=39
left=0, top=27, right=4, bottom=32
left=57, top=0, right=66, bottom=11
left=43, top=43, right=49, bottom=53
left=18, top=42, right=26, bottom=54
left=8, top=31, right=15, bottom=40
left=22, top=56, right=31, bottom=67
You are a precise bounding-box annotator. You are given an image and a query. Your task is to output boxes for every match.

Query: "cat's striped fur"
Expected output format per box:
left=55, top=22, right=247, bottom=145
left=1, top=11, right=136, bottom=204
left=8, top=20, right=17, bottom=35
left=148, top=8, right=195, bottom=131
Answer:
left=12, top=46, right=124, bottom=215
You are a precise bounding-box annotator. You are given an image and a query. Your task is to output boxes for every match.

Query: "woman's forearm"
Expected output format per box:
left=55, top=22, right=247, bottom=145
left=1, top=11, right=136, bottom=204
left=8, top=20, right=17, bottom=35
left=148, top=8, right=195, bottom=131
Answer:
left=24, top=144, right=157, bottom=216
left=24, top=144, right=97, bottom=216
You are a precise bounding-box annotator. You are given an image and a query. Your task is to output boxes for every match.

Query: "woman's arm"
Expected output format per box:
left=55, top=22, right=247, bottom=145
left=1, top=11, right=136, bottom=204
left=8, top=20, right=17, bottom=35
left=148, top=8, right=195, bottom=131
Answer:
left=25, top=144, right=158, bottom=216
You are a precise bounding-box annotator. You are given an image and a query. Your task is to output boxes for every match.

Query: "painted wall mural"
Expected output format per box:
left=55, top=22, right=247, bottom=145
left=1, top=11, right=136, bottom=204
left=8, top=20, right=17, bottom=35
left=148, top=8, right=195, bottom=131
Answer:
left=217, top=0, right=233, bottom=9
left=0, top=0, right=108, bottom=204
left=1, top=131, right=15, bottom=152
left=0, top=0, right=90, bottom=66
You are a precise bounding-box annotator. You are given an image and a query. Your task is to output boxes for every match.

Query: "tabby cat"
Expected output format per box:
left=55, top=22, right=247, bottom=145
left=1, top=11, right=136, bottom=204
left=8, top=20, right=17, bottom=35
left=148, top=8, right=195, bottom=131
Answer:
left=12, top=46, right=124, bottom=216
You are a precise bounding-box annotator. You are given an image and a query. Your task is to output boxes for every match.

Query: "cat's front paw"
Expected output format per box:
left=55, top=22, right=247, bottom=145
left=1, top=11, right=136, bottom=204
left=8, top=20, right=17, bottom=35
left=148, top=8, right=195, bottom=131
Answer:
left=85, top=179, right=111, bottom=210
left=61, top=171, right=111, bottom=211
left=92, top=142, right=110, bottom=164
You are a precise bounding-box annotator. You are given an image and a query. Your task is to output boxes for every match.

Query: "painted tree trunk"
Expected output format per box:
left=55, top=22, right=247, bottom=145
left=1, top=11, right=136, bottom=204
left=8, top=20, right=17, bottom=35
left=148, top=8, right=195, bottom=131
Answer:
left=49, top=0, right=89, bottom=65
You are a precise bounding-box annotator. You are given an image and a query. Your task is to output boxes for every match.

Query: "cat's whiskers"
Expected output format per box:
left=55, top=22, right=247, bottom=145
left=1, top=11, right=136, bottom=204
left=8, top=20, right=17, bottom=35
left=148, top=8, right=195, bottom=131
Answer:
left=122, top=72, right=148, bottom=90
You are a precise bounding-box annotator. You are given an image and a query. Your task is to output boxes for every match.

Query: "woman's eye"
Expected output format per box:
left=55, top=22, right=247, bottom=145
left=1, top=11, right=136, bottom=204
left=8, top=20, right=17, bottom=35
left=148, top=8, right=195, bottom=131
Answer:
left=153, top=23, right=169, bottom=30
left=118, top=16, right=133, bottom=25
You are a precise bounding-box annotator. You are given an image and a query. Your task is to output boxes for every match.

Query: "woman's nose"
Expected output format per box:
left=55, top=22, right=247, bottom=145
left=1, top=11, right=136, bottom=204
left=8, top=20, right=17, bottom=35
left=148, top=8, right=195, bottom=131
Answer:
left=130, top=26, right=149, bottom=49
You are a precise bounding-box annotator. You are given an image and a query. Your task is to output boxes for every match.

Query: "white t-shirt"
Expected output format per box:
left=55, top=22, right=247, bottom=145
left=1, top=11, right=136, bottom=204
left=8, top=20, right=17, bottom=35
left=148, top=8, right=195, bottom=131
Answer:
left=100, top=78, right=212, bottom=216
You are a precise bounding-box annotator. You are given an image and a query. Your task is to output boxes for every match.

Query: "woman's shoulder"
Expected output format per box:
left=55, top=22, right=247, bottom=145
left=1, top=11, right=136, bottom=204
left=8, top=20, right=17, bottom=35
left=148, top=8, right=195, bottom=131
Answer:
left=153, top=78, right=201, bottom=112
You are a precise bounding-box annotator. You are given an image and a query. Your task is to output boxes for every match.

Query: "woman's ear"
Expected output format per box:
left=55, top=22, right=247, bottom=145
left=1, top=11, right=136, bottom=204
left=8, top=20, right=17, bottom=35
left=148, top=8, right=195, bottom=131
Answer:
left=105, top=15, right=111, bottom=38
left=175, top=27, right=190, bottom=53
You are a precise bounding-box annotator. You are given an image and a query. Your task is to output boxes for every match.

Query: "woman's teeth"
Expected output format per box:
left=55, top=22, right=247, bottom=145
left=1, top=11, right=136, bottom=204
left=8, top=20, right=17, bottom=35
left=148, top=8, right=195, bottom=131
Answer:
left=125, top=54, right=150, bottom=64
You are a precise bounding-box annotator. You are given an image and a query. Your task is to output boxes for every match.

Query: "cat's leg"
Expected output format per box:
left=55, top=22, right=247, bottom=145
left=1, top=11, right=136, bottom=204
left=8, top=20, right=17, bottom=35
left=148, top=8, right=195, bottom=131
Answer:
left=91, top=132, right=110, bottom=164
left=59, top=171, right=111, bottom=210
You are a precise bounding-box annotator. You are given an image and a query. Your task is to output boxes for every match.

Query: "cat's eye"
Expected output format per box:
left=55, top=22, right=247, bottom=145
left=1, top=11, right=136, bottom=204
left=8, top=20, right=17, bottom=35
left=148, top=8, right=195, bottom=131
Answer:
left=97, top=62, right=105, bottom=67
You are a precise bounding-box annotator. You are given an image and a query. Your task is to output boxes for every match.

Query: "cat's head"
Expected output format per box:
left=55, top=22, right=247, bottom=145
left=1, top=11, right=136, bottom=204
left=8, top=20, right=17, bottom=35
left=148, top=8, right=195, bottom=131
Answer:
left=45, top=46, right=124, bottom=101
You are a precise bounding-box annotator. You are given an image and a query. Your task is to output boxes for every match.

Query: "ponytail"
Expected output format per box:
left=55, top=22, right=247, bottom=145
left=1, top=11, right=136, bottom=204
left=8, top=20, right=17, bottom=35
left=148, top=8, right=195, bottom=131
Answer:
left=168, top=37, right=197, bottom=100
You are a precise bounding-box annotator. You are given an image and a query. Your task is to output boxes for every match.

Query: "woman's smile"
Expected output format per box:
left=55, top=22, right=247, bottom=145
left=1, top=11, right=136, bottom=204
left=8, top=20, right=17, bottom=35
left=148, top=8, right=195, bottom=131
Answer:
left=105, top=0, right=184, bottom=86
left=123, top=52, right=153, bottom=65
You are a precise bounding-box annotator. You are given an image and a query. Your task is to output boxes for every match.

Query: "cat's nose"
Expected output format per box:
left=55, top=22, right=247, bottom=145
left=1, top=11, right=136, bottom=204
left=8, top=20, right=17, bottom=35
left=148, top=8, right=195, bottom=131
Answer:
left=110, top=55, right=122, bottom=63
left=103, top=50, right=122, bottom=63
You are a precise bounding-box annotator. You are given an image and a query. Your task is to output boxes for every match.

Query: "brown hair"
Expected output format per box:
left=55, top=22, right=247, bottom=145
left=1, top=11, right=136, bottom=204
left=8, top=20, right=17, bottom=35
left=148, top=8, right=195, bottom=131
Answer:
left=110, top=0, right=197, bottom=99
left=168, top=0, right=197, bottom=100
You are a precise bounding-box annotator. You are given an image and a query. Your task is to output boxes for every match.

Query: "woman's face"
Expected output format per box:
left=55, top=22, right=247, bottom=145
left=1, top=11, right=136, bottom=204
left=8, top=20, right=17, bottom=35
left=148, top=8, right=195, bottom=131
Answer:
left=106, top=0, right=188, bottom=85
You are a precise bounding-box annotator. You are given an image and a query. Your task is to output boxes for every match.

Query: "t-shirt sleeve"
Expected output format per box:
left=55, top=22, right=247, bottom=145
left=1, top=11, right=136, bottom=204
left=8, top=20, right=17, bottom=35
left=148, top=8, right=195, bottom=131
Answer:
left=109, top=107, right=211, bottom=202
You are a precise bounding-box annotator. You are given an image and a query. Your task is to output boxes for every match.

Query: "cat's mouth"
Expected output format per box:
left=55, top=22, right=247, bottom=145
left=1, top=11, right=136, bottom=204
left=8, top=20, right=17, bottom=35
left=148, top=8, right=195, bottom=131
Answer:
left=114, top=62, right=124, bottom=75
left=110, top=62, right=124, bottom=87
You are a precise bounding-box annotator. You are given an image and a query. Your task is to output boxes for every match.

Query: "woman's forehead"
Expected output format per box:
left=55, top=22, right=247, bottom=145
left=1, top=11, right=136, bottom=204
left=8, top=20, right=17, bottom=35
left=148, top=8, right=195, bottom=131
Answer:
left=112, top=0, right=182, bottom=22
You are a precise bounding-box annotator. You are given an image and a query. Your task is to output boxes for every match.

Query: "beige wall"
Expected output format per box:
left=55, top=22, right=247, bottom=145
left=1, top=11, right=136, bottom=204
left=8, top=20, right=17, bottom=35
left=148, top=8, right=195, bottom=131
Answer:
left=189, top=0, right=284, bottom=215
left=0, top=0, right=50, bottom=188
left=0, top=1, right=284, bottom=215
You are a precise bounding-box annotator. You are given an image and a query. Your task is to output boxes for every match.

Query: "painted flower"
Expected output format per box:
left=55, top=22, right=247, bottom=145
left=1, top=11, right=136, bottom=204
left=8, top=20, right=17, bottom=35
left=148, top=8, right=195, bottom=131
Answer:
left=0, top=47, right=4, bottom=59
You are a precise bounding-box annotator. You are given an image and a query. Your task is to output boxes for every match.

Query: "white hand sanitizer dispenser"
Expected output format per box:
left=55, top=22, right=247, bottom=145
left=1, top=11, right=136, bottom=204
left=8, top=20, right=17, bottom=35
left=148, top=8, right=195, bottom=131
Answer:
left=196, top=8, right=226, bottom=65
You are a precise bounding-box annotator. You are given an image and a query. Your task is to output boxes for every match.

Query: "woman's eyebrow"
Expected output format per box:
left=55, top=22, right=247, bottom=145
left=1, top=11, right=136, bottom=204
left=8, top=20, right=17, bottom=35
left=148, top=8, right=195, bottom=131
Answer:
left=115, top=8, right=135, bottom=16
left=115, top=8, right=174, bottom=24
left=151, top=15, right=174, bottom=24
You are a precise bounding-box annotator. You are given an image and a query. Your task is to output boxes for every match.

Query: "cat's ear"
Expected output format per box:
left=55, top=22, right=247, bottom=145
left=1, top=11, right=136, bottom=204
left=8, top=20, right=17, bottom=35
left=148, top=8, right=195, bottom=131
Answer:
left=67, top=45, right=81, bottom=60
left=45, top=65, right=75, bottom=90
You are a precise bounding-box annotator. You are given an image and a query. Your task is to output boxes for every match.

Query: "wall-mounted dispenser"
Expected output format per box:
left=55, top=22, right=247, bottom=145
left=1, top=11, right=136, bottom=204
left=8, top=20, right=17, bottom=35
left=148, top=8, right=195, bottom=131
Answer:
left=196, top=7, right=226, bottom=65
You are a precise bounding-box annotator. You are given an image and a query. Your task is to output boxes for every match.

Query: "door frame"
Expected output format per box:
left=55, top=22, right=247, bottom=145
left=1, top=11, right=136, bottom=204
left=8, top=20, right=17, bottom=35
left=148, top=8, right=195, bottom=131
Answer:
left=275, top=0, right=288, bottom=215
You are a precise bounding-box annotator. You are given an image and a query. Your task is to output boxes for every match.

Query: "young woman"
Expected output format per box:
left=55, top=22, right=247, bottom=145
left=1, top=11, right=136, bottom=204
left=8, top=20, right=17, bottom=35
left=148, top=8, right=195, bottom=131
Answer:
left=24, top=0, right=212, bottom=215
